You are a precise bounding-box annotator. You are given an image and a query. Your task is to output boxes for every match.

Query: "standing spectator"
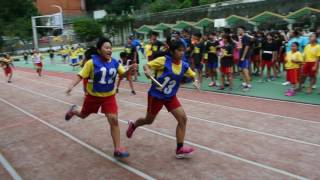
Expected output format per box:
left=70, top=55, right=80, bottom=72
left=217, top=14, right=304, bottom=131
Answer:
left=259, top=33, right=277, bottom=82
left=148, top=32, right=165, bottom=61
left=205, top=32, right=220, bottom=87
left=237, top=26, right=252, bottom=91
left=284, top=42, right=303, bottom=96
left=300, top=33, right=320, bottom=94
left=190, top=33, right=205, bottom=83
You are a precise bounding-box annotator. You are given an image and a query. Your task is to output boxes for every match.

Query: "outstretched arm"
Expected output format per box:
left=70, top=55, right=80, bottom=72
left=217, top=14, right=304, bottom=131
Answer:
left=66, top=75, right=82, bottom=95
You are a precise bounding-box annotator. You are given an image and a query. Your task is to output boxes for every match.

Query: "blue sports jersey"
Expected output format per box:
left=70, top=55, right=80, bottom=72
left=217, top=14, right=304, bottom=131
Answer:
left=132, top=39, right=144, bottom=54
left=148, top=56, right=189, bottom=100
left=92, top=55, right=119, bottom=92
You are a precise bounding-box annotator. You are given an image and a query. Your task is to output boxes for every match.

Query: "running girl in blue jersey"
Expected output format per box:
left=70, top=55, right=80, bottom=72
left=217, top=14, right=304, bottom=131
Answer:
left=65, top=37, right=135, bottom=158
left=126, top=40, right=200, bottom=159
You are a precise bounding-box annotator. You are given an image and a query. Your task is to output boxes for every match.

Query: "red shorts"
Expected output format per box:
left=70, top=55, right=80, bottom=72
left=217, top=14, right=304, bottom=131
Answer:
left=81, top=94, right=118, bottom=116
left=34, top=62, right=43, bottom=68
left=220, top=66, right=232, bottom=75
left=261, top=60, right=273, bottom=68
left=147, top=95, right=181, bottom=115
left=4, top=67, right=12, bottom=76
left=286, top=69, right=298, bottom=85
left=251, top=54, right=260, bottom=62
left=303, top=62, right=317, bottom=78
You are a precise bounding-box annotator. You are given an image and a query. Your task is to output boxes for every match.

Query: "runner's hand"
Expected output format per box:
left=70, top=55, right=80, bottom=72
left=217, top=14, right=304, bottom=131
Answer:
left=193, top=80, right=201, bottom=91
left=66, top=87, right=73, bottom=95
left=144, top=69, right=152, bottom=79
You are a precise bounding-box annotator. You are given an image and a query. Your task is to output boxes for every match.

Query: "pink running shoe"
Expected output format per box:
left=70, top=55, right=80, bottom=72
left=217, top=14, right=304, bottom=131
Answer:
left=65, top=105, right=77, bottom=121
left=126, top=121, right=136, bottom=138
left=176, top=146, right=195, bottom=159
left=285, top=89, right=295, bottom=96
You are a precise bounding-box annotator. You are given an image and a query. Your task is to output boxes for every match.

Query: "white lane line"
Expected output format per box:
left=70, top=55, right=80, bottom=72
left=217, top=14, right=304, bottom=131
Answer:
left=119, top=99, right=320, bottom=148
left=0, top=98, right=156, bottom=180
left=15, top=75, right=320, bottom=125
left=7, top=79, right=320, bottom=148
left=15, top=68, right=320, bottom=107
left=0, top=153, right=22, bottom=180
left=132, top=77, right=320, bottom=107
left=0, top=82, right=309, bottom=180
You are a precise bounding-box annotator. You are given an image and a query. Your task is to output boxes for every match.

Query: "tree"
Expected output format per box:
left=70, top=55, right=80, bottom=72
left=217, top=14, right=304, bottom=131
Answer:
left=192, top=0, right=199, bottom=6
left=0, top=0, right=38, bottom=49
left=73, top=18, right=103, bottom=42
left=149, top=0, right=177, bottom=13
left=86, top=0, right=149, bottom=14
left=0, top=0, right=37, bottom=37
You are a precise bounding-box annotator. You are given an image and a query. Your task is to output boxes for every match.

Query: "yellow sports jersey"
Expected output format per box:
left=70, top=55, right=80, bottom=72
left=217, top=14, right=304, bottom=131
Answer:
left=285, top=51, right=303, bottom=69
left=70, top=50, right=78, bottom=59
left=79, top=60, right=126, bottom=97
left=303, top=44, right=320, bottom=62
left=193, top=47, right=200, bottom=54
left=209, top=46, right=217, bottom=53
left=61, top=49, right=68, bottom=55
left=124, top=47, right=132, bottom=54
left=147, top=56, right=196, bottom=79
left=145, top=44, right=152, bottom=57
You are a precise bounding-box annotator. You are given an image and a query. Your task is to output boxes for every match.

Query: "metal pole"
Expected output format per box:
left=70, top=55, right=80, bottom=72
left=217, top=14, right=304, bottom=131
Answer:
left=51, top=5, right=63, bottom=29
left=31, top=17, right=38, bottom=50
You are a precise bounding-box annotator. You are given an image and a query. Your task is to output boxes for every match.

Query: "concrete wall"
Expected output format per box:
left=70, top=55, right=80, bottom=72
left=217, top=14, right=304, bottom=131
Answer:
left=133, top=0, right=320, bottom=28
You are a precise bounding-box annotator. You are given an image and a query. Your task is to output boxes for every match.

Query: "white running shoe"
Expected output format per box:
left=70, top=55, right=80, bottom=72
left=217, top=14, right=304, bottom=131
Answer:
left=282, top=81, right=290, bottom=86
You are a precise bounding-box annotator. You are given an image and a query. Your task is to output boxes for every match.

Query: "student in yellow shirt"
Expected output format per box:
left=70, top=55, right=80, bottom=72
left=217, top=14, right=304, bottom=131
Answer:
left=126, top=40, right=200, bottom=159
left=301, top=33, right=320, bottom=94
left=69, top=47, right=79, bottom=70
left=65, top=37, right=135, bottom=158
left=60, top=47, right=68, bottom=64
left=284, top=42, right=303, bottom=96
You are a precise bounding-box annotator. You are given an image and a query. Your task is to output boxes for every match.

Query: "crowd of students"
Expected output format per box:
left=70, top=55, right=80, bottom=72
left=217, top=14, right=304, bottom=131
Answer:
left=2, top=26, right=320, bottom=97
left=134, top=26, right=320, bottom=96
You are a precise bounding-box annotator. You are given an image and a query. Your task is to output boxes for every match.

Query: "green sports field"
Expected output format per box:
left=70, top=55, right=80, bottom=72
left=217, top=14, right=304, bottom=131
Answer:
left=12, top=50, right=320, bottom=105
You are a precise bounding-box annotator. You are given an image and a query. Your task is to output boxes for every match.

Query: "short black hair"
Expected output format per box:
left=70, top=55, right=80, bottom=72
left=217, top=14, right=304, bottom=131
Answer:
left=96, top=37, right=112, bottom=50
left=151, top=31, right=159, bottom=36
left=172, top=31, right=180, bottom=36
left=182, top=29, right=190, bottom=34
left=292, top=42, right=299, bottom=47
left=84, top=46, right=98, bottom=60
left=223, top=28, right=231, bottom=34
left=292, top=30, right=300, bottom=37
left=169, top=40, right=185, bottom=55
left=210, top=32, right=217, bottom=36
left=120, top=52, right=126, bottom=58
left=223, top=34, right=232, bottom=44
left=193, top=33, right=202, bottom=39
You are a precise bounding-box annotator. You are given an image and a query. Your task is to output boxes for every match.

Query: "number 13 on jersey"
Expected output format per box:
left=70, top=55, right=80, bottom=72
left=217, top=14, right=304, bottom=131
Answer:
left=157, top=76, right=176, bottom=95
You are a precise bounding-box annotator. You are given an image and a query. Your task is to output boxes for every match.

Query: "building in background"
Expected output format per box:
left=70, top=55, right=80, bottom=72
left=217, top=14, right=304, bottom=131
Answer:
left=34, top=0, right=86, bottom=15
